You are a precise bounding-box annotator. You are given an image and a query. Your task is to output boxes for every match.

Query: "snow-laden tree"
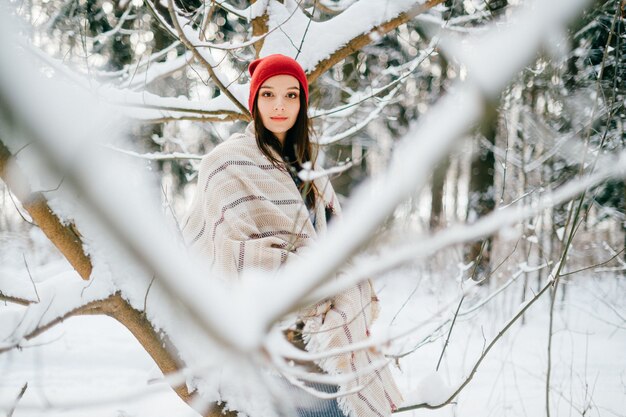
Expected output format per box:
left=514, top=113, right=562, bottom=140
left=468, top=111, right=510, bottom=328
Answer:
left=1, top=0, right=625, bottom=416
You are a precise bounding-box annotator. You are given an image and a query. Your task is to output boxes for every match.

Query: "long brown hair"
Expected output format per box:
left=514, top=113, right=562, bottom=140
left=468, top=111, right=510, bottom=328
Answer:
left=252, top=84, right=319, bottom=210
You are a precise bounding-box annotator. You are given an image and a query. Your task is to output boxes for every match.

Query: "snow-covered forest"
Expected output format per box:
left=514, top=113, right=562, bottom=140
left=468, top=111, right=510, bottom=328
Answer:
left=1, top=0, right=625, bottom=416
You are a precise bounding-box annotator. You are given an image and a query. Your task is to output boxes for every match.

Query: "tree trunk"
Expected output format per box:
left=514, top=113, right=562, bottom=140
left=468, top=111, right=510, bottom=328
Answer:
left=465, top=108, right=497, bottom=279
left=430, top=156, right=449, bottom=231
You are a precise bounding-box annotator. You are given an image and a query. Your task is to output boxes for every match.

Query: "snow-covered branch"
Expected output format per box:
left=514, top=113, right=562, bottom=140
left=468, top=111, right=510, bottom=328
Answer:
left=105, top=144, right=204, bottom=161
left=265, top=263, right=544, bottom=366
left=392, top=262, right=548, bottom=359
left=291, top=0, right=445, bottom=82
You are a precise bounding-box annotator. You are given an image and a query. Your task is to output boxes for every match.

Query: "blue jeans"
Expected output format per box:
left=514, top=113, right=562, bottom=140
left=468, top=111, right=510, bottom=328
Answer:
left=294, top=383, right=346, bottom=417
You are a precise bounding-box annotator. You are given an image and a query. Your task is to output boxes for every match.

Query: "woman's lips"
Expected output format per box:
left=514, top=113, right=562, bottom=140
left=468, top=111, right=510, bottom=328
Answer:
left=270, top=117, right=288, bottom=121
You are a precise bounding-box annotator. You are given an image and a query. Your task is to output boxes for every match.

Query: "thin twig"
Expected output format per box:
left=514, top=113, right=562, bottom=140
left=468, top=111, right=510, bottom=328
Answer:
left=559, top=248, right=625, bottom=277
left=143, top=275, right=156, bottom=314
left=311, top=43, right=437, bottom=120
left=7, top=383, right=28, bottom=417
left=436, top=296, right=464, bottom=372
left=161, top=183, right=184, bottom=236
left=22, top=253, right=40, bottom=303
left=39, top=176, right=65, bottom=193
left=7, top=188, right=35, bottom=226
left=389, top=272, right=422, bottom=326
left=0, top=293, right=34, bottom=306
left=295, top=0, right=317, bottom=60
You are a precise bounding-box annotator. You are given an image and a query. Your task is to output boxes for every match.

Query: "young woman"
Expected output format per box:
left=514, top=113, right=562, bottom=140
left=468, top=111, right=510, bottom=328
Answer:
left=183, top=54, right=402, bottom=417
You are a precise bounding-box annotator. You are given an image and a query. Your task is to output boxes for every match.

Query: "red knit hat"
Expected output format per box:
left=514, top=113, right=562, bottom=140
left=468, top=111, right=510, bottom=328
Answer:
left=248, top=54, right=309, bottom=113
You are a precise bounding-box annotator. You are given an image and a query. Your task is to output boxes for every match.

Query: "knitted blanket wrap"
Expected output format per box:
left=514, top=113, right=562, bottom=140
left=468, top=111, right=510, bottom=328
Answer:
left=183, top=123, right=402, bottom=417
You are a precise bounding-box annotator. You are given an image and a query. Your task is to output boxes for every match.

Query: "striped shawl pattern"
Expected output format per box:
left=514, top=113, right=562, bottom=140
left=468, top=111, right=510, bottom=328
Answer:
left=183, top=123, right=402, bottom=417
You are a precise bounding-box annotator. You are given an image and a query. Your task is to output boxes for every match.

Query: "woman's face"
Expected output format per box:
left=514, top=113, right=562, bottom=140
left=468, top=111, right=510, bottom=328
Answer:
left=256, top=74, right=301, bottom=143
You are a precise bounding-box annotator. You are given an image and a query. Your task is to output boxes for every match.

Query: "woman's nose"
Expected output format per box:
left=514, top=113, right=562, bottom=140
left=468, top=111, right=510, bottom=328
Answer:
left=273, top=99, right=284, bottom=110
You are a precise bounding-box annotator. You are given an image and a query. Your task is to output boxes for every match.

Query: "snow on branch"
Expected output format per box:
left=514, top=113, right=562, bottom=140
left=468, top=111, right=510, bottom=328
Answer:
left=147, top=0, right=259, bottom=50
left=267, top=327, right=393, bottom=390
left=391, top=262, right=548, bottom=359
left=264, top=262, right=545, bottom=374
left=95, top=3, right=136, bottom=41
left=414, top=11, right=492, bottom=33
left=105, top=144, right=204, bottom=161
left=91, top=42, right=188, bottom=90
left=297, top=161, right=354, bottom=182
left=98, top=84, right=247, bottom=122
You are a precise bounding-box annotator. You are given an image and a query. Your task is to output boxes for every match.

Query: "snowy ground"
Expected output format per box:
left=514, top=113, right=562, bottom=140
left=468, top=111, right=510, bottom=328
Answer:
left=1, top=239, right=625, bottom=417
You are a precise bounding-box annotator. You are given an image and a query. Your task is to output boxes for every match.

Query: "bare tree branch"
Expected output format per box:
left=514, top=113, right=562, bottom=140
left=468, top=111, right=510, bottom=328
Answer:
left=435, top=296, right=463, bottom=372
left=0, top=293, right=35, bottom=306
left=22, top=253, right=40, bottom=303
left=7, top=383, right=27, bottom=417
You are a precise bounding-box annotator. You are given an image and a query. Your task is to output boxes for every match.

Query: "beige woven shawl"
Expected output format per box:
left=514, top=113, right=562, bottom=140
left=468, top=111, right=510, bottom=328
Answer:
left=183, top=122, right=402, bottom=417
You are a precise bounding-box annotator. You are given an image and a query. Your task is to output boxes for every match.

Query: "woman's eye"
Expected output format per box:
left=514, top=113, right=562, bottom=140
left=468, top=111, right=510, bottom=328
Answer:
left=288, top=93, right=298, bottom=99
left=261, top=91, right=272, bottom=97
